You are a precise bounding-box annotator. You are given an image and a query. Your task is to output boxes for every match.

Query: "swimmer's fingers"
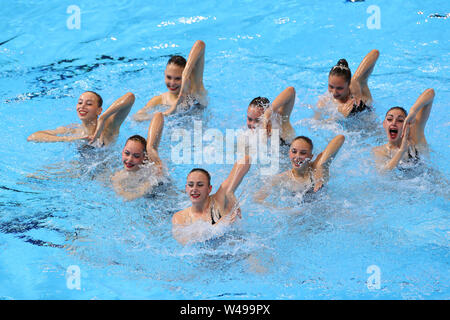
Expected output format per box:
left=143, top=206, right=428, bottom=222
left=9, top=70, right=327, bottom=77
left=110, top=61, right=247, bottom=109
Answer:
left=400, top=124, right=411, bottom=150
left=235, top=207, right=242, bottom=219
left=342, top=102, right=354, bottom=116
left=313, top=180, right=323, bottom=193
left=402, top=115, right=416, bottom=134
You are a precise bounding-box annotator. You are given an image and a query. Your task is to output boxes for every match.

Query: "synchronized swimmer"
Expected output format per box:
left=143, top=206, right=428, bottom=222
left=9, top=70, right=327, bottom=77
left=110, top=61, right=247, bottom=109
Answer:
left=246, top=86, right=297, bottom=145
left=111, top=112, right=165, bottom=200
left=317, top=49, right=379, bottom=118
left=373, top=88, right=435, bottom=172
left=26, top=40, right=438, bottom=245
left=133, top=40, right=207, bottom=120
left=254, top=134, right=345, bottom=206
left=27, top=91, right=135, bottom=146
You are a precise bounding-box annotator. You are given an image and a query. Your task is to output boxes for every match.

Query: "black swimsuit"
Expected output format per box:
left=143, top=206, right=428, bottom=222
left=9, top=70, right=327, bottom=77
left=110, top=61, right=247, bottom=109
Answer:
left=350, top=99, right=371, bottom=115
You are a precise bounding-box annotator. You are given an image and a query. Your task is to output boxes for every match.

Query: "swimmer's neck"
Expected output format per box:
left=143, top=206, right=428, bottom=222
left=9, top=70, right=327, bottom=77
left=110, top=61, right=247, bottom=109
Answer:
left=163, top=91, right=180, bottom=103
left=386, top=140, right=402, bottom=150
left=191, top=196, right=211, bottom=215
left=81, top=119, right=98, bottom=136
left=291, top=165, right=311, bottom=179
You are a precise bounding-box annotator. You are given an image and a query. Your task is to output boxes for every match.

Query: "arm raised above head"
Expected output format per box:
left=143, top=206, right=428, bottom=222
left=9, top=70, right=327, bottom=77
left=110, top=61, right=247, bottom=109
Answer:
left=220, top=155, right=252, bottom=195
left=146, top=112, right=164, bottom=170
left=313, top=134, right=345, bottom=169
left=183, top=40, right=206, bottom=93
left=352, top=49, right=379, bottom=85
left=405, top=88, right=435, bottom=146
left=265, top=86, right=296, bottom=121
left=90, top=92, right=135, bottom=143
left=312, top=134, right=345, bottom=190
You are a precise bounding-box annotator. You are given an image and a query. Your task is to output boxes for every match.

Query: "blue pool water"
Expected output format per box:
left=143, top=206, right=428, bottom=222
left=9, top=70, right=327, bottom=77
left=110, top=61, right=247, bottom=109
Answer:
left=1, top=0, right=449, bottom=299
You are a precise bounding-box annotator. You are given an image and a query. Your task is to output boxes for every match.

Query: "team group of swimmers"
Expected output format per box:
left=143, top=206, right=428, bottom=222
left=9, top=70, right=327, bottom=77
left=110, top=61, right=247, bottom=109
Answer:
left=27, top=40, right=436, bottom=244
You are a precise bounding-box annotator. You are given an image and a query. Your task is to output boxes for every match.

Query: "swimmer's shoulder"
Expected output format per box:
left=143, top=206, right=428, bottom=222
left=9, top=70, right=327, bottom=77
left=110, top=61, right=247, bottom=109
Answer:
left=372, top=145, right=387, bottom=157
left=172, top=207, right=189, bottom=225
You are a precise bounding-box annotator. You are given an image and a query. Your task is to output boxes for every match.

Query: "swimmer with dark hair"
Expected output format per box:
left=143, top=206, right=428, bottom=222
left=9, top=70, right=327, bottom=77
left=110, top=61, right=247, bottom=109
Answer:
left=372, top=88, right=435, bottom=172
left=27, top=91, right=135, bottom=147
left=111, top=112, right=165, bottom=200
left=133, top=40, right=207, bottom=120
left=317, top=49, right=379, bottom=118
left=254, top=134, right=345, bottom=204
left=171, top=155, right=251, bottom=245
left=246, top=86, right=297, bottom=144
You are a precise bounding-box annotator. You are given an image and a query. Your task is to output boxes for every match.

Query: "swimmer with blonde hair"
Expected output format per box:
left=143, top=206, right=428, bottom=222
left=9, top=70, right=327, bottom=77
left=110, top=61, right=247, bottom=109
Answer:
left=372, top=88, right=435, bottom=172
left=254, top=134, right=345, bottom=205
left=172, top=155, right=251, bottom=245
left=246, top=86, right=297, bottom=145
left=111, top=112, right=165, bottom=200
left=133, top=40, right=207, bottom=120
left=27, top=91, right=135, bottom=147
left=317, top=49, right=379, bottom=118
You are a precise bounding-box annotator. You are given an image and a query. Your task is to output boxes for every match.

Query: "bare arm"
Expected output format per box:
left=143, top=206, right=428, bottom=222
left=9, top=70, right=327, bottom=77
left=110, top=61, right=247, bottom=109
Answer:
left=146, top=112, right=164, bottom=173
left=312, top=134, right=345, bottom=190
left=27, top=125, right=85, bottom=142
left=350, top=49, right=379, bottom=102
left=90, top=92, right=135, bottom=144
left=133, top=95, right=163, bottom=122
left=214, top=155, right=251, bottom=212
left=404, top=88, right=435, bottom=146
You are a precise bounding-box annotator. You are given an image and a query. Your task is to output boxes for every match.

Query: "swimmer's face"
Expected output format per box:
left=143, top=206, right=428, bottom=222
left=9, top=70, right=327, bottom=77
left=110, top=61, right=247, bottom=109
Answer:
left=289, top=139, right=313, bottom=169
left=247, top=105, right=264, bottom=129
left=328, top=75, right=350, bottom=102
left=165, top=63, right=184, bottom=95
left=186, top=171, right=212, bottom=203
left=383, top=109, right=406, bottom=143
left=122, top=140, right=146, bottom=172
left=76, top=92, right=102, bottom=121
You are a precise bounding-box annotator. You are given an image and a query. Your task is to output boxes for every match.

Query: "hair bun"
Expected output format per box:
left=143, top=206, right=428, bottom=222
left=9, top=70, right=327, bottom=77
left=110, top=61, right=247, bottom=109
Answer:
left=336, top=59, right=349, bottom=68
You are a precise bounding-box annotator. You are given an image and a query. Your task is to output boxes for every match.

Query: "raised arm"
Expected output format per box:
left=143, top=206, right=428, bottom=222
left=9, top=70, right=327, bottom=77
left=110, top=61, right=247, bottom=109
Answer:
left=214, top=156, right=251, bottom=212
left=90, top=92, right=135, bottom=144
left=145, top=112, right=164, bottom=171
left=405, top=88, right=435, bottom=147
left=182, top=40, right=206, bottom=95
left=312, top=134, right=345, bottom=191
left=133, top=95, right=163, bottom=122
left=350, top=49, right=379, bottom=101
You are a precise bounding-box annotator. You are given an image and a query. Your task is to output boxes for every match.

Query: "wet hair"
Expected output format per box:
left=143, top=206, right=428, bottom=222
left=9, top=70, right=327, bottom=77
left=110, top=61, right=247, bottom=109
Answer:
left=385, top=106, right=408, bottom=118
left=167, top=55, right=186, bottom=68
left=249, top=97, right=271, bottom=111
left=188, top=168, right=211, bottom=186
left=291, top=136, right=313, bottom=151
left=84, top=91, right=103, bottom=108
left=126, top=135, right=147, bottom=152
left=329, top=59, right=352, bottom=84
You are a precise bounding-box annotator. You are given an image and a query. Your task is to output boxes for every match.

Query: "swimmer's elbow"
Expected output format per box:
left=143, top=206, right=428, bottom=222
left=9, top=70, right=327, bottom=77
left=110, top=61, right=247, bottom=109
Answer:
left=194, top=40, right=206, bottom=49
left=370, top=49, right=380, bottom=59
left=424, top=88, right=435, bottom=99
left=124, top=92, right=135, bottom=105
